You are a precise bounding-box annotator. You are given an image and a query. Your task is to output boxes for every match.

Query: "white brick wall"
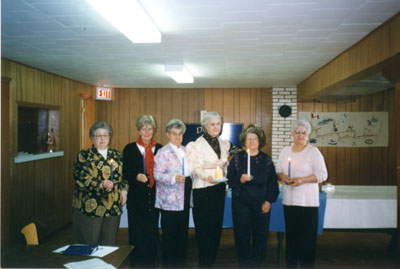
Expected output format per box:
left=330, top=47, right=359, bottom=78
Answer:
left=271, top=87, right=297, bottom=165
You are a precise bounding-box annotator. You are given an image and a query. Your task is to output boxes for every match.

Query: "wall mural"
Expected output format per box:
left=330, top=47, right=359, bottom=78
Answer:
left=299, top=112, right=388, bottom=147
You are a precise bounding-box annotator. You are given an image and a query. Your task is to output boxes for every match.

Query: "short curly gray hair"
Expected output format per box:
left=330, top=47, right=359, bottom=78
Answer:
left=166, top=119, right=186, bottom=134
left=239, top=125, right=266, bottom=149
left=291, top=119, right=311, bottom=135
left=136, top=115, right=157, bottom=131
left=89, top=121, right=112, bottom=138
left=201, top=111, right=222, bottom=130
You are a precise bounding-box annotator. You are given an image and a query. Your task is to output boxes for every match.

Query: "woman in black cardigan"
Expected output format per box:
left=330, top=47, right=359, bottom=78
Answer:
left=227, top=125, right=279, bottom=268
left=123, top=115, right=162, bottom=268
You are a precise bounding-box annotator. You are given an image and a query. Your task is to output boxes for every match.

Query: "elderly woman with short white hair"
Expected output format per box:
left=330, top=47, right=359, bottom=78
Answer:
left=186, top=111, right=231, bottom=268
left=154, top=119, right=192, bottom=268
left=73, top=121, right=128, bottom=245
left=277, top=119, right=328, bottom=268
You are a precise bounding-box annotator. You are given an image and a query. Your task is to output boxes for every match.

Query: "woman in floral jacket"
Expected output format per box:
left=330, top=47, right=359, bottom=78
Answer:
left=154, top=119, right=192, bottom=268
left=73, top=121, right=128, bottom=245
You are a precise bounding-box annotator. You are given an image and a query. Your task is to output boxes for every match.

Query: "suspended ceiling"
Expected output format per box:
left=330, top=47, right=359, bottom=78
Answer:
left=2, top=0, right=400, bottom=90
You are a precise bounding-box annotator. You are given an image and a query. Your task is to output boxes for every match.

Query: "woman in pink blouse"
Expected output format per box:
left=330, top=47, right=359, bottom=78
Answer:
left=277, top=119, right=328, bottom=268
left=154, top=119, right=191, bottom=268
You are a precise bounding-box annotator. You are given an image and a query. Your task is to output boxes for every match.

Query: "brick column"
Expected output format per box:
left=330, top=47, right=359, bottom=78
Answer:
left=271, top=87, right=297, bottom=165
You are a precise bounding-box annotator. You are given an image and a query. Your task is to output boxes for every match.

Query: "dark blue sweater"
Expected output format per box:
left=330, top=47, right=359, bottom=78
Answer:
left=227, top=150, right=279, bottom=206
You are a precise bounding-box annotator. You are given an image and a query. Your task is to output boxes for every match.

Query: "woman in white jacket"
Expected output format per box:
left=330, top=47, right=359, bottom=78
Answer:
left=186, top=111, right=230, bottom=268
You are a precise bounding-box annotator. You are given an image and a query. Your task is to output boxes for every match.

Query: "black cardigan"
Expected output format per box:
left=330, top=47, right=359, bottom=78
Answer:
left=227, top=150, right=279, bottom=206
left=122, top=142, right=163, bottom=215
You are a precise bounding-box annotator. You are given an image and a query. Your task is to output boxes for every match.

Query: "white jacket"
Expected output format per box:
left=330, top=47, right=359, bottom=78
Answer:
left=186, top=136, right=230, bottom=189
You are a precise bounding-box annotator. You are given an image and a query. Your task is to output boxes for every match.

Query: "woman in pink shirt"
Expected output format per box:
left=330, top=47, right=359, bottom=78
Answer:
left=277, top=119, right=328, bottom=268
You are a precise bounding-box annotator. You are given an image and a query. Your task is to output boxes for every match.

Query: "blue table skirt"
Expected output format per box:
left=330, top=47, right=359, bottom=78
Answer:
left=223, top=190, right=327, bottom=234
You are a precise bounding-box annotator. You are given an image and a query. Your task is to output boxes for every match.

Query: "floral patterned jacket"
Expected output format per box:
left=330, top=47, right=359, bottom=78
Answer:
left=73, top=145, right=128, bottom=217
left=154, top=143, right=189, bottom=211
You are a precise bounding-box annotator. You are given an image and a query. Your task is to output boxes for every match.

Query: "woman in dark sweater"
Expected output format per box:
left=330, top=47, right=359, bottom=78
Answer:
left=122, top=115, right=163, bottom=268
left=227, top=125, right=279, bottom=268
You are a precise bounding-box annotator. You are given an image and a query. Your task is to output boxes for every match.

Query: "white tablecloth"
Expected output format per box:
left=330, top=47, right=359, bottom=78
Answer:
left=323, top=185, right=397, bottom=229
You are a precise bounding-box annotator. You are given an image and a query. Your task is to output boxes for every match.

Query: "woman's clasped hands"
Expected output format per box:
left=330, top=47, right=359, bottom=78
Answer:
left=281, top=174, right=303, bottom=186
left=240, top=174, right=252, bottom=184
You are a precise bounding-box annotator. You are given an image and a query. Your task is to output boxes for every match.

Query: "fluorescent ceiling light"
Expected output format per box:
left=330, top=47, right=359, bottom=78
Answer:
left=87, top=0, right=161, bottom=43
left=165, top=65, right=194, bottom=83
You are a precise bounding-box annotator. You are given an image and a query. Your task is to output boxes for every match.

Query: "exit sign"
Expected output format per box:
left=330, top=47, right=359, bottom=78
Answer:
left=96, top=87, right=112, bottom=100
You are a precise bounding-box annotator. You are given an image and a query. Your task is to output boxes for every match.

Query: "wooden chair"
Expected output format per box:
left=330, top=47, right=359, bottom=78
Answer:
left=21, top=223, right=39, bottom=245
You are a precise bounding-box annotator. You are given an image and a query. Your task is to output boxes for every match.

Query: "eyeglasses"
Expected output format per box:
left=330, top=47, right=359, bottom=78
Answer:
left=94, top=134, right=110, bottom=139
left=294, top=131, right=307, bottom=135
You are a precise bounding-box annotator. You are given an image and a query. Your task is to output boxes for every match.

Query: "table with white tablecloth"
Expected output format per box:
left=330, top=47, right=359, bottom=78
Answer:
left=323, top=185, right=397, bottom=229
left=120, top=185, right=397, bottom=230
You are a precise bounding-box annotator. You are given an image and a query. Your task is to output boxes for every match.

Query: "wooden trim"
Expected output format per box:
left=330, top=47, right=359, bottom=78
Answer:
left=17, top=101, right=60, bottom=110
left=395, top=83, right=400, bottom=252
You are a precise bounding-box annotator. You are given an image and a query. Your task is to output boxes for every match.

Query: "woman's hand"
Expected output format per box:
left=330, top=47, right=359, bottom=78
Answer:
left=261, top=201, right=271, bottom=214
left=120, top=191, right=127, bottom=206
left=240, top=174, right=252, bottom=183
left=102, top=179, right=114, bottom=189
left=289, top=177, right=303, bottom=186
left=136, top=173, right=148, bottom=183
left=175, top=175, right=186, bottom=184
left=280, top=173, right=293, bottom=185
left=207, top=175, right=219, bottom=185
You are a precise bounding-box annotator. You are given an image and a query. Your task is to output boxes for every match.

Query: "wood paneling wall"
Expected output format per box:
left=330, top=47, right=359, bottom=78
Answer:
left=299, top=88, right=397, bottom=186
left=2, top=78, right=11, bottom=245
left=95, top=88, right=272, bottom=154
left=1, top=58, right=94, bottom=244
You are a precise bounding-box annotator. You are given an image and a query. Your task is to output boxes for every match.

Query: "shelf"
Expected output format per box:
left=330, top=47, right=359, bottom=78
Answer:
left=14, top=151, right=64, bottom=163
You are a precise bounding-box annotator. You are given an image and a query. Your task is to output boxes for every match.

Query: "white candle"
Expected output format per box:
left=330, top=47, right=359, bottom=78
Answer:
left=215, top=166, right=223, bottom=179
left=247, top=148, right=251, bottom=176
left=182, top=156, right=185, bottom=176
left=288, top=157, right=291, bottom=178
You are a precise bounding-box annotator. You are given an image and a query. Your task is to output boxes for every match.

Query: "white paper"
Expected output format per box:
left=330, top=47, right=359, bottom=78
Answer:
left=93, top=246, right=119, bottom=257
left=63, top=258, right=115, bottom=269
left=54, top=245, right=119, bottom=258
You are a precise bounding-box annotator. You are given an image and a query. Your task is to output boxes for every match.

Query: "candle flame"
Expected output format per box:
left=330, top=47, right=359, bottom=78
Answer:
left=247, top=148, right=250, bottom=154
left=288, top=157, right=291, bottom=161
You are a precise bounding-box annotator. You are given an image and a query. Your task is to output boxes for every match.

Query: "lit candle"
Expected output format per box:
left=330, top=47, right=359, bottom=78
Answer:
left=288, top=157, right=291, bottom=178
left=247, top=148, right=251, bottom=176
left=143, top=152, right=146, bottom=176
left=110, top=159, right=113, bottom=181
left=215, top=166, right=223, bottom=179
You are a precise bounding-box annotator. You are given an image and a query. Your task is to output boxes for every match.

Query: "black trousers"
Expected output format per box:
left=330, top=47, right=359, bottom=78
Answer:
left=193, top=183, right=226, bottom=268
left=128, top=207, right=160, bottom=268
left=284, top=205, right=318, bottom=269
left=160, top=177, right=192, bottom=268
left=232, top=199, right=271, bottom=268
